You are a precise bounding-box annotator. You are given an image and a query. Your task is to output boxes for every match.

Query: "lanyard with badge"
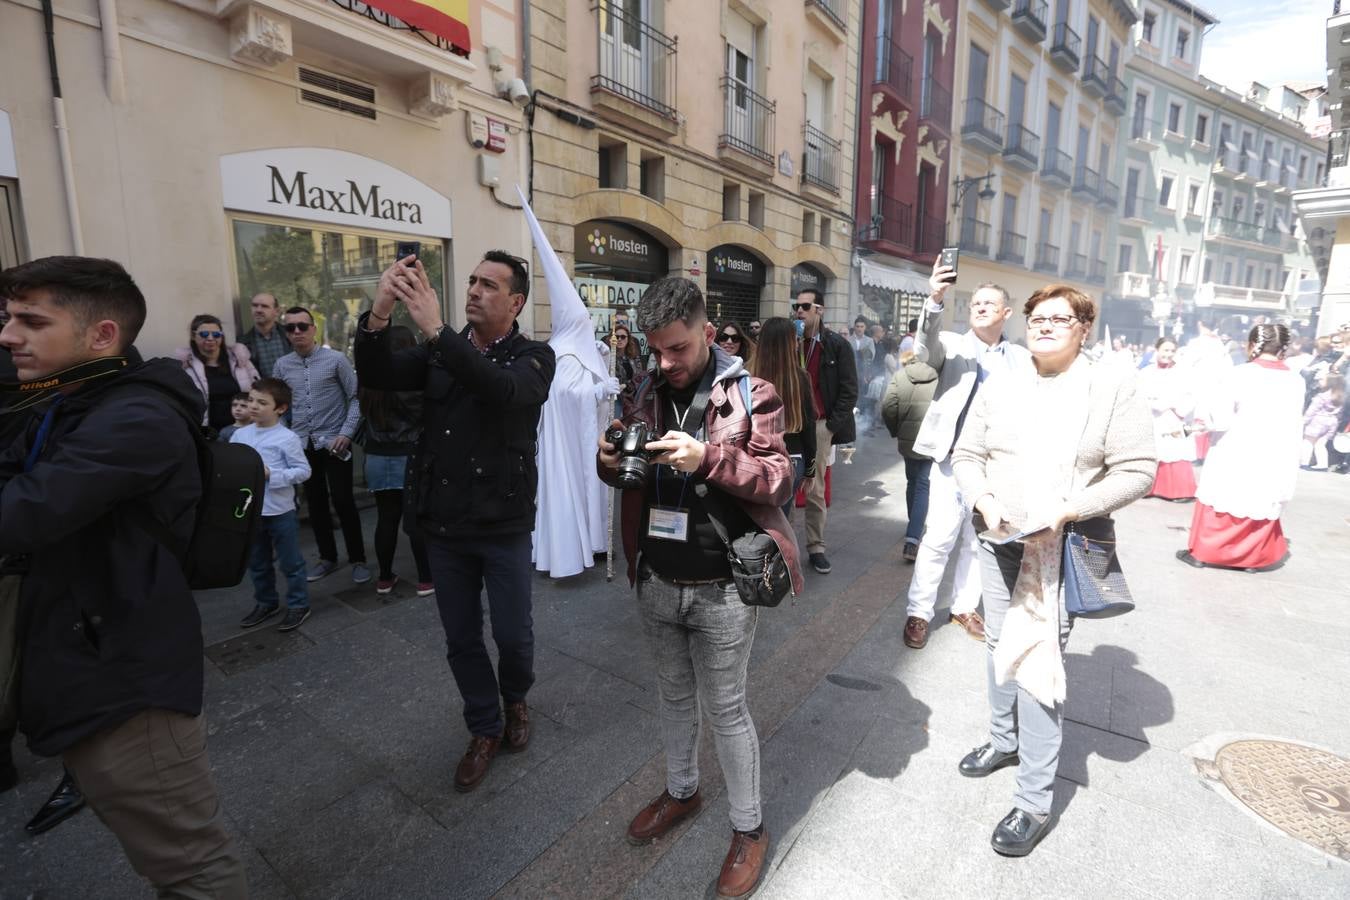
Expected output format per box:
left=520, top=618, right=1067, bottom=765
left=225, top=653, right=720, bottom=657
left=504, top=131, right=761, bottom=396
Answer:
left=647, top=363, right=716, bottom=543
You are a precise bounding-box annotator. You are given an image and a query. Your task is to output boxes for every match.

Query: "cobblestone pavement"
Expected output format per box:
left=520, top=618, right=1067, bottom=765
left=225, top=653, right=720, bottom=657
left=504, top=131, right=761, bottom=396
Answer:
left=3, top=432, right=1348, bottom=898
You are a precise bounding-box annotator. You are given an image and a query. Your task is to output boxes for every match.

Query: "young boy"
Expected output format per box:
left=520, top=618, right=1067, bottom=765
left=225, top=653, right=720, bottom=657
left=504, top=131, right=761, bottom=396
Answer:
left=232, top=378, right=314, bottom=631
left=217, top=392, right=253, bottom=443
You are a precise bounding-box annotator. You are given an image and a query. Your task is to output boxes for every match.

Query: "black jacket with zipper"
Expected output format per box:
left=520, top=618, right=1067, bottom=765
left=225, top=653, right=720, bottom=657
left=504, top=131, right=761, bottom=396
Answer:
left=0, top=354, right=205, bottom=756
left=811, top=327, right=859, bottom=445
left=355, top=315, right=556, bottom=539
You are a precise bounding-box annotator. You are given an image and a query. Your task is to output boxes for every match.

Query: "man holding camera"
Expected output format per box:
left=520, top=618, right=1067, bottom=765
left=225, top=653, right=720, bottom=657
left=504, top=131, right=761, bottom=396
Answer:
left=0, top=256, right=246, bottom=895
left=597, top=277, right=801, bottom=899
left=356, top=250, right=554, bottom=794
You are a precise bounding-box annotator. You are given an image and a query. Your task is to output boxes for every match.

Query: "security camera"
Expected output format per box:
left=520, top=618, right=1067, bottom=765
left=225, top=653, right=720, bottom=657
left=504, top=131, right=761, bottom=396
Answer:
left=506, top=78, right=530, bottom=108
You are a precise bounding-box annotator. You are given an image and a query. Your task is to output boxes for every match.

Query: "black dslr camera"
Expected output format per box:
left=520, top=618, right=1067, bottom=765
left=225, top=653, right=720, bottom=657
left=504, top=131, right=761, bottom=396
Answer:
left=604, top=422, right=654, bottom=489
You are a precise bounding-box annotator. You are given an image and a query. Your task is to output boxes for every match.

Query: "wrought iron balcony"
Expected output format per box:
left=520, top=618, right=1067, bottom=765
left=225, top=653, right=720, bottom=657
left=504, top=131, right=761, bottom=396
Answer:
left=1206, top=216, right=1265, bottom=246
left=919, top=78, right=953, bottom=131
left=1033, top=242, right=1060, bottom=273
left=1081, top=55, right=1109, bottom=98
left=1042, top=147, right=1073, bottom=188
left=1003, top=124, right=1041, bottom=171
left=1011, top=0, right=1049, bottom=43
left=960, top=217, right=992, bottom=257
left=802, top=123, right=842, bottom=193
left=865, top=192, right=915, bottom=248
left=1089, top=258, right=1107, bottom=284
left=592, top=2, right=678, bottom=120
left=1065, top=252, right=1088, bottom=278
left=874, top=36, right=913, bottom=103
left=1212, top=147, right=1242, bottom=178
left=1129, top=118, right=1161, bottom=148
left=1105, top=76, right=1127, bottom=116
left=1072, top=164, right=1100, bottom=198
left=997, top=230, right=1027, bottom=265
left=719, top=75, right=776, bottom=166
left=1049, top=22, right=1081, bottom=72
left=1120, top=194, right=1155, bottom=222
left=961, top=98, right=1005, bottom=154
left=1097, top=179, right=1120, bottom=209
left=805, top=0, right=847, bottom=32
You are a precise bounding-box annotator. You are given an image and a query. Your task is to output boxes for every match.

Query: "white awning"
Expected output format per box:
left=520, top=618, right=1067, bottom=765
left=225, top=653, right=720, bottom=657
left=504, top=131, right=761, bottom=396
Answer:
left=859, top=257, right=930, bottom=295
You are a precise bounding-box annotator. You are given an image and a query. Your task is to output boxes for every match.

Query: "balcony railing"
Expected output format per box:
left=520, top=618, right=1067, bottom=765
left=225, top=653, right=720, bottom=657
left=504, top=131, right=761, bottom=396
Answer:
left=1097, top=178, right=1120, bottom=209
left=1042, top=147, right=1073, bottom=186
left=1121, top=194, right=1155, bottom=221
left=1049, top=22, right=1081, bottom=71
left=1115, top=271, right=1157, bottom=299
left=802, top=123, right=842, bottom=193
left=1206, top=216, right=1265, bottom=245
left=1082, top=55, right=1109, bottom=96
left=997, top=230, right=1027, bottom=264
left=1066, top=252, right=1088, bottom=278
left=1105, top=76, right=1127, bottom=115
left=1072, top=164, right=1100, bottom=198
left=1196, top=283, right=1288, bottom=309
left=719, top=75, right=775, bottom=164
left=1003, top=124, right=1041, bottom=170
left=1011, top=0, right=1049, bottom=42
left=1034, top=241, right=1060, bottom=273
left=1213, top=146, right=1241, bottom=177
left=1129, top=118, right=1160, bottom=146
left=917, top=214, right=946, bottom=254
left=867, top=192, right=914, bottom=248
left=1256, top=160, right=1279, bottom=185
left=592, top=2, right=678, bottom=119
left=920, top=78, right=953, bottom=130
left=874, top=36, right=913, bottom=102
left=1089, top=258, right=1107, bottom=283
left=805, top=0, right=847, bottom=31
left=962, top=98, right=1005, bottom=152
left=960, top=217, right=992, bottom=257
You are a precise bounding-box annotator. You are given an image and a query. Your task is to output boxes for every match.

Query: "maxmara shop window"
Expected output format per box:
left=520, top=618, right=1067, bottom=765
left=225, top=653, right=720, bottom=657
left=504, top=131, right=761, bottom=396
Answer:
left=220, top=148, right=453, bottom=358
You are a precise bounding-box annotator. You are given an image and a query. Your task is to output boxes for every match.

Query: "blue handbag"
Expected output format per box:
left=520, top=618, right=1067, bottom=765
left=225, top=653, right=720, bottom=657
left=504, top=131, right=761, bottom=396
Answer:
left=1062, top=519, right=1136, bottom=619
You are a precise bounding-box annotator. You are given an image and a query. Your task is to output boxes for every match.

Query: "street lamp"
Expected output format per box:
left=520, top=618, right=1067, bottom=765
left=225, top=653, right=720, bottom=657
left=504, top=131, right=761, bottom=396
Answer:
left=951, top=172, right=997, bottom=211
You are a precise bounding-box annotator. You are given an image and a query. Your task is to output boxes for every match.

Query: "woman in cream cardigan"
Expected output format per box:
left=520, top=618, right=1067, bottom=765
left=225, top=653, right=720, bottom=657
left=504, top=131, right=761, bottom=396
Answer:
left=951, top=284, right=1155, bottom=857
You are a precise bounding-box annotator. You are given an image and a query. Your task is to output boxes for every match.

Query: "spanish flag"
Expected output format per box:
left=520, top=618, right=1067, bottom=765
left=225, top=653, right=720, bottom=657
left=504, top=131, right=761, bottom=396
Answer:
left=365, top=0, right=472, bottom=57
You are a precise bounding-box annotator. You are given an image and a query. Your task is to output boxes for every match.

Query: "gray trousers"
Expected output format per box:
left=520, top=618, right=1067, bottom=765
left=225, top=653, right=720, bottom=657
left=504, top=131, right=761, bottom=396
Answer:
left=978, top=538, right=1073, bottom=817
left=637, top=566, right=762, bottom=831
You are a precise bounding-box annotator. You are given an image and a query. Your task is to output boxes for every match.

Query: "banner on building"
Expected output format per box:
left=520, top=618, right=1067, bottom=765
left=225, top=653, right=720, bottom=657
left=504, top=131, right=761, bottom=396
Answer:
left=363, top=0, right=472, bottom=56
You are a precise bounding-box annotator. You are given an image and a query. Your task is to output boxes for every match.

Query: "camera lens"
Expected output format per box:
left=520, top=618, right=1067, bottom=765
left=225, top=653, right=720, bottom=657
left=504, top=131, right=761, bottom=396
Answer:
left=616, top=456, right=649, bottom=489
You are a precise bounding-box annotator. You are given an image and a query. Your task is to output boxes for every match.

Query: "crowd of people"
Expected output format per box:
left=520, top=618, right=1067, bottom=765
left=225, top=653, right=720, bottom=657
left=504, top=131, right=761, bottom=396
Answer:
left=0, top=241, right=1327, bottom=898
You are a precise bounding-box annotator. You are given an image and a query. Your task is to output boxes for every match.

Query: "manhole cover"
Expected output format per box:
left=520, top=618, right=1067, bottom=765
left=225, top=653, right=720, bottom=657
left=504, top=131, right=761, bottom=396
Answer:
left=1213, top=739, right=1350, bottom=861
left=205, top=628, right=314, bottom=676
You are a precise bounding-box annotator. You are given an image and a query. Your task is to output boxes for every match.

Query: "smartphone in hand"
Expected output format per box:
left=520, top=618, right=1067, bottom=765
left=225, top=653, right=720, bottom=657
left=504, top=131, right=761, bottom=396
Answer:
left=939, top=246, right=959, bottom=284
left=978, top=522, right=1052, bottom=545
left=395, top=240, right=420, bottom=266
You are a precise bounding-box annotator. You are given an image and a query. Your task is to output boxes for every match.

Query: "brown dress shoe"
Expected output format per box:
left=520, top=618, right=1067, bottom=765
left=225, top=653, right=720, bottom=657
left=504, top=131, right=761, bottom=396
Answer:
left=503, top=702, right=530, bottom=753
left=453, top=734, right=501, bottom=793
left=626, top=789, right=703, bottom=845
left=951, top=611, right=986, bottom=640
left=903, top=615, right=929, bottom=649
left=716, top=828, right=769, bottom=898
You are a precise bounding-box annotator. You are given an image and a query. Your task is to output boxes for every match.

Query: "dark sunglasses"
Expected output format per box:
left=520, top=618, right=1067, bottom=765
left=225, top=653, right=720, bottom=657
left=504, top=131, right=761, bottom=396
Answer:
left=718, top=333, right=742, bottom=343
left=283, top=322, right=313, bottom=333
left=196, top=330, right=224, bottom=340
left=792, top=302, right=815, bottom=312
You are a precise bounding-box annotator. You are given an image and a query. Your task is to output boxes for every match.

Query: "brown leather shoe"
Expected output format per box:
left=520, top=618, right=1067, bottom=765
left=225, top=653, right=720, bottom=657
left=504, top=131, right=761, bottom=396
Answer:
left=903, top=615, right=929, bottom=649
left=626, top=789, right=703, bottom=845
left=716, top=828, right=770, bottom=898
left=951, top=611, right=986, bottom=640
left=453, top=734, right=501, bottom=793
left=503, top=702, right=530, bottom=753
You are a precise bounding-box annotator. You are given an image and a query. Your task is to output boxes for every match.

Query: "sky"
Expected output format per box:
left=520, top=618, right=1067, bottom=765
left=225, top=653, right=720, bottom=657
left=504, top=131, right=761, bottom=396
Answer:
left=1195, top=0, right=1328, bottom=94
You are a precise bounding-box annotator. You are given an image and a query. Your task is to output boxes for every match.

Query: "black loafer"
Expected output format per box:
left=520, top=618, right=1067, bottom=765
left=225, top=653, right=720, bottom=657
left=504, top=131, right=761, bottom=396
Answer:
left=1175, top=549, right=1206, bottom=569
left=958, top=742, right=1019, bottom=778
left=26, top=771, right=86, bottom=835
left=991, top=807, right=1050, bottom=857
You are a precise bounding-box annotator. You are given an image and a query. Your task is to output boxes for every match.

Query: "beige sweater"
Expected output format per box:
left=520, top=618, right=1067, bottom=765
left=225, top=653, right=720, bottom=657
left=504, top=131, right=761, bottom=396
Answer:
left=952, top=355, right=1157, bottom=525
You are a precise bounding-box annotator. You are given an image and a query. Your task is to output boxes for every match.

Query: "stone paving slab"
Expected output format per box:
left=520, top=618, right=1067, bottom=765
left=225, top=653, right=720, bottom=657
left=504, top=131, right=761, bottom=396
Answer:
left=3, top=434, right=1349, bottom=898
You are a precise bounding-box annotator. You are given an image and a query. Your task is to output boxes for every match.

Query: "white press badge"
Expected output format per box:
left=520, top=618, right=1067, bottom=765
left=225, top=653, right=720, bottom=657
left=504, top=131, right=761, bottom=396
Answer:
left=647, top=507, right=690, bottom=542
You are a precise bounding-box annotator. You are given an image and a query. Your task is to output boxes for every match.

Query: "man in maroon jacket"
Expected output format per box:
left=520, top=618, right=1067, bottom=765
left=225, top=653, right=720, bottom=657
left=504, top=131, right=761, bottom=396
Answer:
left=598, top=277, right=800, bottom=900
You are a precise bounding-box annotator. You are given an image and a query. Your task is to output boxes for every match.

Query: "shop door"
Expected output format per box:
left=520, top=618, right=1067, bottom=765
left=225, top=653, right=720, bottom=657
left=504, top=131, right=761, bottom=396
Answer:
left=705, top=281, right=761, bottom=327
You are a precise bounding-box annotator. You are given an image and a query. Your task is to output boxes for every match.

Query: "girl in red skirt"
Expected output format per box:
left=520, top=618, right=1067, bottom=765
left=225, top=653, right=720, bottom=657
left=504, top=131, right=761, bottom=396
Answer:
left=1177, top=324, right=1304, bottom=572
left=1140, top=338, right=1197, bottom=501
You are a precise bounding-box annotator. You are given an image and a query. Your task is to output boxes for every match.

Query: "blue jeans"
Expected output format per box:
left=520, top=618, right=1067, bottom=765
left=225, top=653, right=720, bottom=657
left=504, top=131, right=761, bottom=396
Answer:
left=903, top=455, right=932, bottom=546
left=426, top=532, right=535, bottom=737
left=249, top=510, right=309, bottom=610
left=637, top=565, right=761, bottom=831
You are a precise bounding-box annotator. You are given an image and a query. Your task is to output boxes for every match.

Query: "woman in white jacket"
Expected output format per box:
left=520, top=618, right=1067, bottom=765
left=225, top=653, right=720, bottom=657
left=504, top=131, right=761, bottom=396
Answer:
left=1139, top=337, right=1197, bottom=501
left=174, top=313, right=259, bottom=429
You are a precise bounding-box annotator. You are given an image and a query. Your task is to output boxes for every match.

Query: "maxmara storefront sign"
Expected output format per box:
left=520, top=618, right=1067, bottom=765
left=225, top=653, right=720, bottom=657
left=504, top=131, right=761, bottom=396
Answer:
left=220, top=148, right=453, bottom=237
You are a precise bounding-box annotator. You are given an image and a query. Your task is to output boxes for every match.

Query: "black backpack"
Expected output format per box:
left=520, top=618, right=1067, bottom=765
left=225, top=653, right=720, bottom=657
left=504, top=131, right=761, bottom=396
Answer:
left=127, top=386, right=266, bottom=590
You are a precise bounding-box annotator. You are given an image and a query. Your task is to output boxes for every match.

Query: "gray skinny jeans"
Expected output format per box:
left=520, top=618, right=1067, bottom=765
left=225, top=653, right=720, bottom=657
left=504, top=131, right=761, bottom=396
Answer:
left=978, top=538, right=1073, bottom=818
left=636, top=565, right=762, bottom=831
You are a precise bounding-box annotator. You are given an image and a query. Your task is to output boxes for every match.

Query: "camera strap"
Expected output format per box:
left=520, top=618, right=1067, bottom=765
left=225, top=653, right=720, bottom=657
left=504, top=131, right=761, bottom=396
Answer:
left=0, top=357, right=130, bottom=414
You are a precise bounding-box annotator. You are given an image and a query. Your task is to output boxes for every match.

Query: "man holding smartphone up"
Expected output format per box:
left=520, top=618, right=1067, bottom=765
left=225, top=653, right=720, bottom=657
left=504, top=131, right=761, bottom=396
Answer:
left=902, top=254, right=1032, bottom=650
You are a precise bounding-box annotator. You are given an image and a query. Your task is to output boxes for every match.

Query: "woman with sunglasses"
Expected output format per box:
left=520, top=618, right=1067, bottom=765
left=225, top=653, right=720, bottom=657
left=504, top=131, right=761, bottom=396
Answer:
left=607, top=323, right=641, bottom=390
left=716, top=322, right=756, bottom=364
left=174, top=313, right=259, bottom=430
left=748, top=317, right=815, bottom=520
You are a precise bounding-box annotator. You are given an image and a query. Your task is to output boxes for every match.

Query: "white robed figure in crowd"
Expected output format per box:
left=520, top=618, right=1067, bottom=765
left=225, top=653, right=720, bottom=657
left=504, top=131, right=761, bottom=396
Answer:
left=522, top=189, right=620, bottom=577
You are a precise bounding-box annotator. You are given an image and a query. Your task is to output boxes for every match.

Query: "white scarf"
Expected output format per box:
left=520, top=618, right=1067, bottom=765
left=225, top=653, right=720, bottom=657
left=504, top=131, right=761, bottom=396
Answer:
left=991, top=356, right=1093, bottom=707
